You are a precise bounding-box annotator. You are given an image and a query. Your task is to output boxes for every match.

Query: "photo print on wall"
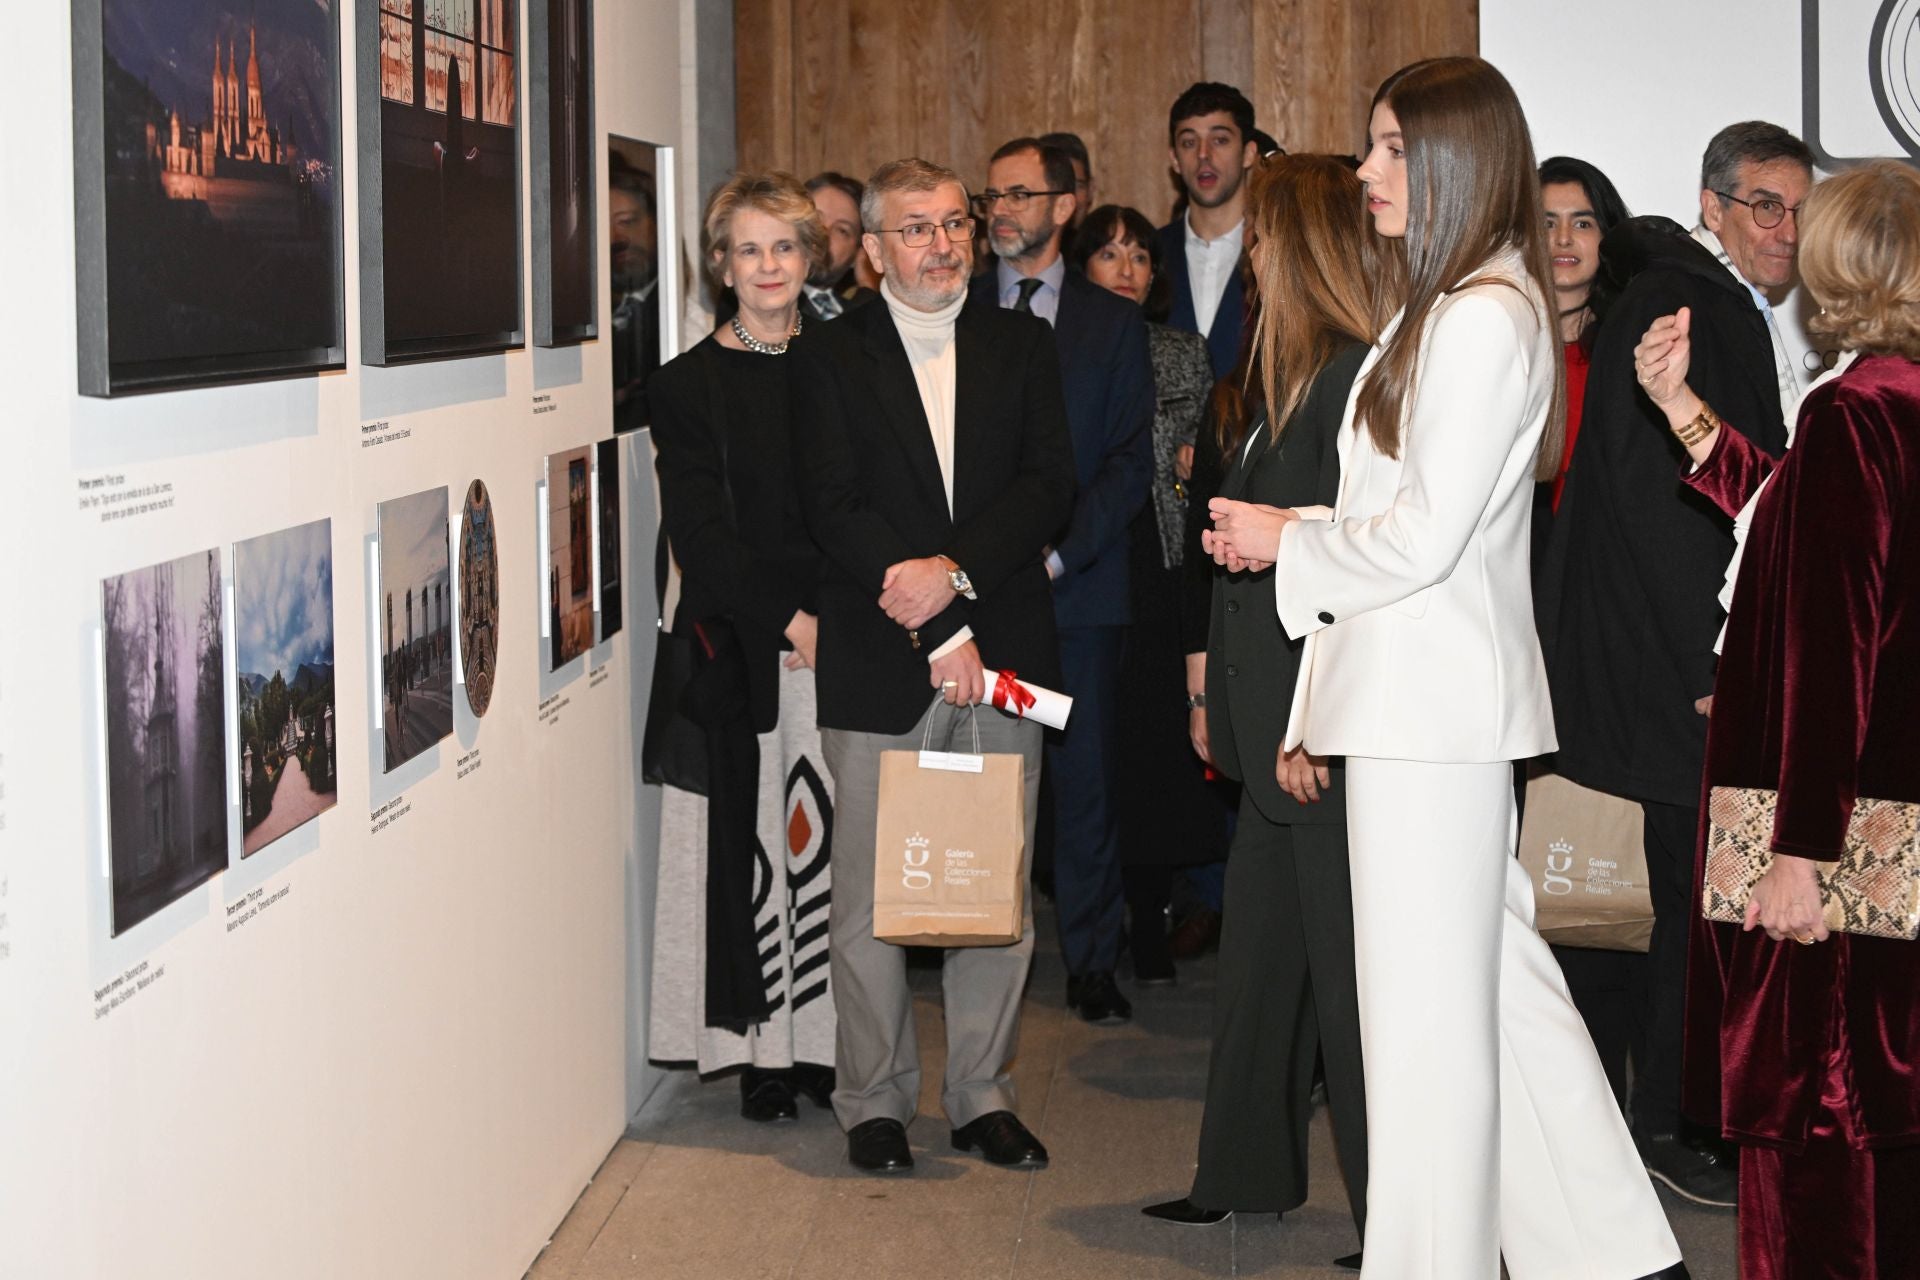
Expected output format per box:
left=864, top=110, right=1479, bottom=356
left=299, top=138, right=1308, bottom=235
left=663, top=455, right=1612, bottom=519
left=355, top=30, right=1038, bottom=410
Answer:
left=609, top=137, right=664, bottom=431
left=596, top=437, right=622, bottom=641
left=359, top=0, right=522, bottom=363
left=530, top=0, right=594, bottom=345
left=101, top=549, right=229, bottom=936
left=547, top=446, right=593, bottom=670
left=71, top=0, right=346, bottom=395
left=459, top=479, right=500, bottom=716
left=233, top=520, right=338, bottom=856
left=377, top=487, right=454, bottom=771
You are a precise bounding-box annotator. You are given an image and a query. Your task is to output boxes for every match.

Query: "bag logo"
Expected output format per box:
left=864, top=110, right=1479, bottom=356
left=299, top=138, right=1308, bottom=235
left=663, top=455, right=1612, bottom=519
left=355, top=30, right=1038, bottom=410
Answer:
left=1543, top=839, right=1576, bottom=896
left=902, top=832, right=933, bottom=890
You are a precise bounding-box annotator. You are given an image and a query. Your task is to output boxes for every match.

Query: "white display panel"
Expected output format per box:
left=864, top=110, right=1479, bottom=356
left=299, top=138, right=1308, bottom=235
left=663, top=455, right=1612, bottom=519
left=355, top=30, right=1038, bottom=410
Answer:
left=0, top=1, right=684, bottom=1275
left=1483, top=0, right=1906, bottom=373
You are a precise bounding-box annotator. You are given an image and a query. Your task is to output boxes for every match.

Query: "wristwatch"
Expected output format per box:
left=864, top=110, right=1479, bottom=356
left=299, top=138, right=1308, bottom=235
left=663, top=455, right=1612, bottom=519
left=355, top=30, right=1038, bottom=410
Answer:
left=942, top=558, right=977, bottom=601
left=1186, top=693, right=1207, bottom=710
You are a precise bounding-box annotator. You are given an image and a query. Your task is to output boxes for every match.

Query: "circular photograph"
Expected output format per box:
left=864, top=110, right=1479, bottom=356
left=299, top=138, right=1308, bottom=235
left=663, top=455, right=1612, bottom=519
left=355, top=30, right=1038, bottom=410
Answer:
left=459, top=479, right=500, bottom=717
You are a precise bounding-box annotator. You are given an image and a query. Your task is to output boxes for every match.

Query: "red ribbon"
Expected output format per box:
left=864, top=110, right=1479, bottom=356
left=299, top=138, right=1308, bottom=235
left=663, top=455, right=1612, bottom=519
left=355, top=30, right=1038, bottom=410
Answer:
left=992, top=669, right=1037, bottom=719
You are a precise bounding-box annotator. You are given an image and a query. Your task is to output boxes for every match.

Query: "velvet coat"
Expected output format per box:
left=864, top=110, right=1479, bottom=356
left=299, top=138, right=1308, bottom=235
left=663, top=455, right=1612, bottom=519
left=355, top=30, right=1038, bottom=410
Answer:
left=1681, top=353, right=1920, bottom=1151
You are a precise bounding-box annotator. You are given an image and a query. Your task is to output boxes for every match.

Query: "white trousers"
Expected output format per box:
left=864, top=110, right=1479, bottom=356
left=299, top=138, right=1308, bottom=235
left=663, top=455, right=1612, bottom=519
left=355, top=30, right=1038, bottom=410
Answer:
left=1345, top=758, right=1681, bottom=1280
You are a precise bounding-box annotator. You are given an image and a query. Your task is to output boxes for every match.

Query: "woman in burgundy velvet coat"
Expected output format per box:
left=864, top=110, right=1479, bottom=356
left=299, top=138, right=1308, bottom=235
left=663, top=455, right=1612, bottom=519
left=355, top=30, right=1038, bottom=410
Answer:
left=1633, top=160, right=1920, bottom=1279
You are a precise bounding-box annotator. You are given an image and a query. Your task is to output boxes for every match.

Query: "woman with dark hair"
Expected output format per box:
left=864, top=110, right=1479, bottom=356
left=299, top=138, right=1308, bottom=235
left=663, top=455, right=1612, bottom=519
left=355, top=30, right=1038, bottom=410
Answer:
left=1207, top=59, right=1685, bottom=1278
left=1072, top=204, right=1230, bottom=982
left=647, top=172, right=838, bottom=1126
left=1136, top=157, right=1379, bottom=1268
left=1539, top=155, right=1632, bottom=510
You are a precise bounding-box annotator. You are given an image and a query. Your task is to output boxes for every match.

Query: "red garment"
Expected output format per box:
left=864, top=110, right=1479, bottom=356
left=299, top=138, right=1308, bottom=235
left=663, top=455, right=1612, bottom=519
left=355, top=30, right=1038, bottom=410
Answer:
left=1549, top=340, right=1590, bottom=511
left=1680, top=353, right=1920, bottom=1158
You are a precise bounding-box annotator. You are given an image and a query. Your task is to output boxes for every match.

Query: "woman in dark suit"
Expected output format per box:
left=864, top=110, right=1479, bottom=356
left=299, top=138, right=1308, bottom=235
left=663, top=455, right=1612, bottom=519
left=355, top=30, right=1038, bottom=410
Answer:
left=646, top=172, right=837, bottom=1125
left=1140, top=155, right=1383, bottom=1265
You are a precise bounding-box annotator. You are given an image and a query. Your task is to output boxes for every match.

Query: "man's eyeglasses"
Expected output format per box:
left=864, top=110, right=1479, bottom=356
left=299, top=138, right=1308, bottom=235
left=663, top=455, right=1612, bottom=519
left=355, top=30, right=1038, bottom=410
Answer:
left=1714, top=191, right=1801, bottom=230
left=874, top=217, right=977, bottom=248
left=971, top=189, right=1070, bottom=213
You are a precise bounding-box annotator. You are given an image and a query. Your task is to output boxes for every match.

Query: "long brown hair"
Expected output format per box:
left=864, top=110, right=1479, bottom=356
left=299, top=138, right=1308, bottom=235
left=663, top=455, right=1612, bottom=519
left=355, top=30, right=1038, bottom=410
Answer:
left=1247, top=155, right=1387, bottom=444
left=1354, top=58, right=1566, bottom=481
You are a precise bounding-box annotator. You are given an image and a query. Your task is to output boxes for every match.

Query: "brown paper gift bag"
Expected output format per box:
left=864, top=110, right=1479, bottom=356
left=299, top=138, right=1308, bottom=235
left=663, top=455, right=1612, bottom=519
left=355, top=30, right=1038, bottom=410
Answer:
left=1516, top=770, right=1654, bottom=952
left=872, top=705, right=1027, bottom=947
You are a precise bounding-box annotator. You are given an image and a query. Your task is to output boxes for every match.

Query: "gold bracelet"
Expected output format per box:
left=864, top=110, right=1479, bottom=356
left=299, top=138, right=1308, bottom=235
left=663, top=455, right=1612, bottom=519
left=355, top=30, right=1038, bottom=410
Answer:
left=1672, top=402, right=1720, bottom=448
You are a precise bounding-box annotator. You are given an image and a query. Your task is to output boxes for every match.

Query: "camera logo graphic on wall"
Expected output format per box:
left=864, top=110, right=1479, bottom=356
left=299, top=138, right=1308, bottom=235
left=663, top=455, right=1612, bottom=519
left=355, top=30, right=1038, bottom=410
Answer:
left=1807, top=0, right=1920, bottom=166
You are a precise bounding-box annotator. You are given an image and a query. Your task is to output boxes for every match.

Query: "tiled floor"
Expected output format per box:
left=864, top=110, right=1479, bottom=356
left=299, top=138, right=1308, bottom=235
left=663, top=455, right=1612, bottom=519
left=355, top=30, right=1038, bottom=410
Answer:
left=528, top=912, right=1736, bottom=1279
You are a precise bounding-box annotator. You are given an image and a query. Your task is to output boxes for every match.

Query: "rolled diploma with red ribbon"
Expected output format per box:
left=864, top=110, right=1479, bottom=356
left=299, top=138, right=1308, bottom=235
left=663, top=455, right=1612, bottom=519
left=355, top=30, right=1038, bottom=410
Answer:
left=983, top=668, right=1073, bottom=730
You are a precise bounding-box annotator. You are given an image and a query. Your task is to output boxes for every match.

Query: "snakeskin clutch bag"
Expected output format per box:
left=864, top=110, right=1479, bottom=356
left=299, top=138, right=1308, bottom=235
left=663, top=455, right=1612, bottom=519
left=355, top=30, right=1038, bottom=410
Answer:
left=1703, top=786, right=1920, bottom=940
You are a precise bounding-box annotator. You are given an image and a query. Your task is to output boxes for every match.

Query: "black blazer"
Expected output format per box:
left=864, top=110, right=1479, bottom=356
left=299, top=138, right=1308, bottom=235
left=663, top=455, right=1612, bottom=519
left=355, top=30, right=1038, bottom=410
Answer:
left=1539, top=217, right=1791, bottom=806
left=968, top=268, right=1155, bottom=628
left=651, top=337, right=822, bottom=732
left=1196, top=343, right=1366, bottom=823
left=1157, top=219, right=1247, bottom=380
left=791, top=295, right=1077, bottom=734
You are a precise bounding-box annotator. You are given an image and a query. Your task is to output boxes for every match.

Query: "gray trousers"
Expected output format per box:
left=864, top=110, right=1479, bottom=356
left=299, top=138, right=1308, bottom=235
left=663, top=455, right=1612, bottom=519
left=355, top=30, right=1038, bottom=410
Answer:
left=820, top=698, right=1043, bottom=1131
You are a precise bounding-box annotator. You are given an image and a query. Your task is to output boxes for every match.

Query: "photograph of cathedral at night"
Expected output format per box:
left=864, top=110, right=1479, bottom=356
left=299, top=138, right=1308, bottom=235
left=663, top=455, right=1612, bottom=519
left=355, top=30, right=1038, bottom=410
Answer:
left=94, top=0, right=342, bottom=386
left=374, top=0, right=521, bottom=358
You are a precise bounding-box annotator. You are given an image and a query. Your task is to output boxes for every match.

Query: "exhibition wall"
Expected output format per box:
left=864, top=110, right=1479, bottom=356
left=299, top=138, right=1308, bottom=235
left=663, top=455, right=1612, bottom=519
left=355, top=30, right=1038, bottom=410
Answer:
left=1484, top=0, right=1909, bottom=366
left=0, top=2, right=690, bottom=1276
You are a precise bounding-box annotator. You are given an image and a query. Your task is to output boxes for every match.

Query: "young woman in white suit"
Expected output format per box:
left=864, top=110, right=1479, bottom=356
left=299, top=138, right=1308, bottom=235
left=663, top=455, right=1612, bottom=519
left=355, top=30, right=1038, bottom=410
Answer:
left=1206, top=58, right=1686, bottom=1279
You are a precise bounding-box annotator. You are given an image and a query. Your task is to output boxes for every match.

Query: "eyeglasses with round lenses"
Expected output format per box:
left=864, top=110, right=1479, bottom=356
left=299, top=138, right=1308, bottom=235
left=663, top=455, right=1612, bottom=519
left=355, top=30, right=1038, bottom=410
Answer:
left=1715, top=190, right=1801, bottom=230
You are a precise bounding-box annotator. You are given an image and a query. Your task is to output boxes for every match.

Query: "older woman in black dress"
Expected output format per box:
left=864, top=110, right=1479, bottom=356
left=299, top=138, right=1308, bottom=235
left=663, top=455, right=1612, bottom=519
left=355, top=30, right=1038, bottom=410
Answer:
left=1072, top=204, right=1231, bottom=982
left=647, top=173, right=837, bottom=1124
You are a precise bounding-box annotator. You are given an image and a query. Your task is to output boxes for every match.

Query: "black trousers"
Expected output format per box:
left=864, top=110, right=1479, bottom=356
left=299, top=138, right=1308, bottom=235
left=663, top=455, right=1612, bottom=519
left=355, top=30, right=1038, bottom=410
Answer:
left=1632, top=799, right=1698, bottom=1136
left=1190, top=792, right=1367, bottom=1233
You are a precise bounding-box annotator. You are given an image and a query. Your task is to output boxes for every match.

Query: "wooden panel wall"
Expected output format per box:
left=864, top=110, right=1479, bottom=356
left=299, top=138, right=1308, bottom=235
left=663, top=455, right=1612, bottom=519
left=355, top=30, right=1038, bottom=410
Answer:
left=734, top=0, right=1477, bottom=223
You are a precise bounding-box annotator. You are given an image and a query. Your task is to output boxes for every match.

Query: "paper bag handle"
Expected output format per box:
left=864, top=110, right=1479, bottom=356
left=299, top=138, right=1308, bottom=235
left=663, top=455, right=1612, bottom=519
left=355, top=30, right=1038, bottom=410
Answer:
left=921, top=698, right=983, bottom=755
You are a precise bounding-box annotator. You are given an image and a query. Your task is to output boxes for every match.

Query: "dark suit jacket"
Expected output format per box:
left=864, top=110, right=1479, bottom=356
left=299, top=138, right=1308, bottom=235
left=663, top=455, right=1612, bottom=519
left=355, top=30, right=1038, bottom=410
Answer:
left=1157, top=219, right=1247, bottom=379
left=1538, top=217, right=1790, bottom=806
left=791, top=294, right=1077, bottom=734
left=1197, top=343, right=1366, bottom=823
left=969, top=268, right=1154, bottom=629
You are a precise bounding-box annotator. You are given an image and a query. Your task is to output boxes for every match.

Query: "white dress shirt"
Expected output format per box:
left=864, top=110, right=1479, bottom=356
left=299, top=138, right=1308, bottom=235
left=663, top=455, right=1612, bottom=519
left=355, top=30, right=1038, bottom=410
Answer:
left=880, top=277, right=973, bottom=660
left=1184, top=214, right=1244, bottom=339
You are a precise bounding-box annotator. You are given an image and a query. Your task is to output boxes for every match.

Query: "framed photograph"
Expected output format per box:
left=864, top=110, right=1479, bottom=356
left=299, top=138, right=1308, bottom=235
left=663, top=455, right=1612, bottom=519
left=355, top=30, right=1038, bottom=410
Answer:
left=358, top=0, right=523, bottom=364
left=458, top=479, right=500, bottom=716
left=101, top=549, right=229, bottom=935
left=547, top=446, right=593, bottom=669
left=595, top=437, right=623, bottom=640
left=609, top=136, right=676, bottom=431
left=233, top=520, right=338, bottom=857
left=71, top=0, right=347, bottom=396
left=377, top=487, right=454, bottom=771
left=530, top=0, right=594, bottom=346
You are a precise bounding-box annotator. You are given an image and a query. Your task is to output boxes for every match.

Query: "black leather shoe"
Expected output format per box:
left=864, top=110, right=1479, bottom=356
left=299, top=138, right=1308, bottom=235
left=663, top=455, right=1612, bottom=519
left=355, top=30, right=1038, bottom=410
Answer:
left=1140, top=1198, right=1231, bottom=1226
left=1636, top=1265, right=1689, bottom=1279
left=1636, top=1130, right=1736, bottom=1208
left=739, top=1069, right=797, bottom=1123
left=950, top=1110, right=1049, bottom=1168
left=846, top=1117, right=913, bottom=1173
left=1068, top=971, right=1132, bottom=1025
left=1334, top=1253, right=1362, bottom=1271
left=790, top=1062, right=835, bottom=1110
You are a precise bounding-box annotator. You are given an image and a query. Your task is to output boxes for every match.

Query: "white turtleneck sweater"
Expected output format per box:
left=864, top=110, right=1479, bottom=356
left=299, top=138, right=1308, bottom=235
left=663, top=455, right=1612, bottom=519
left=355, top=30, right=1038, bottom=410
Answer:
left=880, top=277, right=972, bottom=661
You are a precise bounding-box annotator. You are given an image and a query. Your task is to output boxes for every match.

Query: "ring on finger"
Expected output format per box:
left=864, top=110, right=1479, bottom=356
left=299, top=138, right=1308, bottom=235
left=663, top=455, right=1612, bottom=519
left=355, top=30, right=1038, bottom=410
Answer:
left=1794, top=932, right=1816, bottom=945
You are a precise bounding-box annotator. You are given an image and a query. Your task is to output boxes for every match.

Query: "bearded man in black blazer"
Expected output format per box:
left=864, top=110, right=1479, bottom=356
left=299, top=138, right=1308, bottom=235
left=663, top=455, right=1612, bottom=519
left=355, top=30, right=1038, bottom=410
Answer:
left=969, top=137, right=1153, bottom=1026
left=791, top=157, right=1075, bottom=1176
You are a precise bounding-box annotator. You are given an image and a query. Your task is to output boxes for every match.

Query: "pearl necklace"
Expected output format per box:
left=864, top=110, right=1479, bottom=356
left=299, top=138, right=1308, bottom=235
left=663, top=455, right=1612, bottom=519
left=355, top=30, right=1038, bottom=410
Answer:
left=731, top=311, right=803, bottom=355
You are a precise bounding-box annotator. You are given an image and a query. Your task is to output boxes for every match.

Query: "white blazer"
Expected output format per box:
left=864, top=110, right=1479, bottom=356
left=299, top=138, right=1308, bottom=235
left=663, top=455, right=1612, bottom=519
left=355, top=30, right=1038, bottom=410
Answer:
left=1276, top=249, right=1558, bottom=763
